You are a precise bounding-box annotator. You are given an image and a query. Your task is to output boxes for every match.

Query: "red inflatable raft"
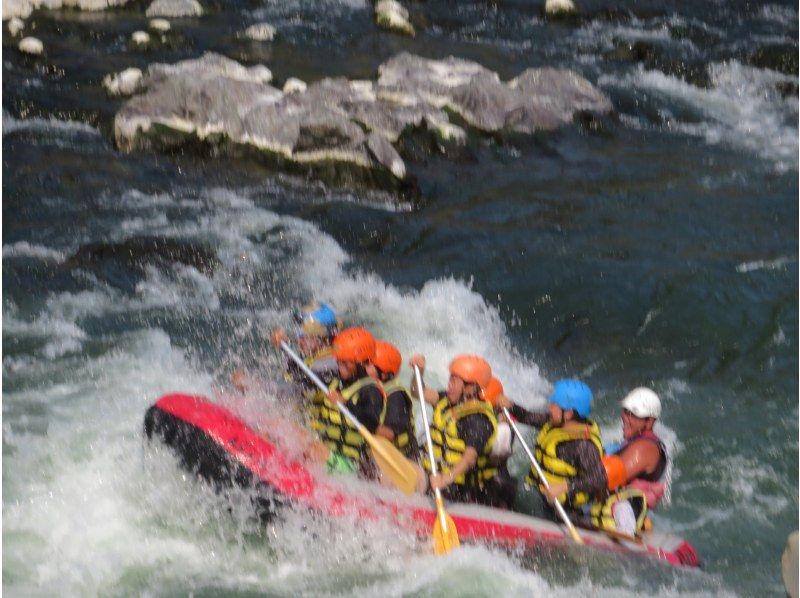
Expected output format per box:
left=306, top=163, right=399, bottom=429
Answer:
left=143, top=393, right=701, bottom=569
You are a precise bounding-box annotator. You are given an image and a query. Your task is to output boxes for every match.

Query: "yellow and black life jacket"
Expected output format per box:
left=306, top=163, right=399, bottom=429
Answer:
left=381, top=377, right=417, bottom=456
left=590, top=487, right=648, bottom=532
left=422, top=397, right=498, bottom=487
left=317, top=377, right=386, bottom=461
left=284, top=347, right=334, bottom=433
left=526, top=420, right=603, bottom=508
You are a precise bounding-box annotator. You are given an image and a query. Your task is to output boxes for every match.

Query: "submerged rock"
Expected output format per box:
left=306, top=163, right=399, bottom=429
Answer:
left=113, top=51, right=611, bottom=195
left=65, top=237, right=220, bottom=274
left=746, top=44, right=799, bottom=77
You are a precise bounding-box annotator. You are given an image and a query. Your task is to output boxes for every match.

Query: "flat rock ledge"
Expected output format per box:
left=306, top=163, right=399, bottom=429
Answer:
left=113, top=52, right=612, bottom=194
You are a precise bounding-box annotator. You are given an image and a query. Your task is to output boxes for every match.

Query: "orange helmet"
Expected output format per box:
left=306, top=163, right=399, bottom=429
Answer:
left=483, top=377, right=504, bottom=407
left=373, top=340, right=402, bottom=376
left=449, top=354, right=492, bottom=390
left=332, top=327, right=376, bottom=364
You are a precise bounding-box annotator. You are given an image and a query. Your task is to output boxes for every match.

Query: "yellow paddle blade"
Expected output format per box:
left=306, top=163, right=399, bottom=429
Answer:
left=369, top=435, right=420, bottom=496
left=432, top=497, right=460, bottom=555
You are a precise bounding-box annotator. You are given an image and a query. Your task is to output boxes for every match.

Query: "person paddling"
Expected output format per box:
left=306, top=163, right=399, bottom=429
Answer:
left=592, top=387, right=669, bottom=535
left=482, top=377, right=518, bottom=509
left=410, top=353, right=501, bottom=506
left=317, top=327, right=386, bottom=476
left=268, top=302, right=340, bottom=429
left=496, top=380, right=607, bottom=523
left=368, top=340, right=420, bottom=460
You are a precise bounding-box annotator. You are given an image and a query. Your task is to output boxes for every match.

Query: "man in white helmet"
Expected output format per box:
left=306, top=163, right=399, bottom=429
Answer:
left=591, top=387, right=669, bottom=535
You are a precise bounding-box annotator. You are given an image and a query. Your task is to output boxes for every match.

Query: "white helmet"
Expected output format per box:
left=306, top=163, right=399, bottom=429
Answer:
left=621, top=387, right=661, bottom=419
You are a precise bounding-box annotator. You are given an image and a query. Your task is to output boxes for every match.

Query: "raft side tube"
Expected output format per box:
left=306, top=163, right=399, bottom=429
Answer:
left=143, top=397, right=284, bottom=521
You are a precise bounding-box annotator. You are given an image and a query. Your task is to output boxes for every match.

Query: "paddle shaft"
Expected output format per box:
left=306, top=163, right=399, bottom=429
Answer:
left=414, top=365, right=450, bottom=534
left=577, top=522, right=644, bottom=544
left=280, top=341, right=365, bottom=434
left=502, top=407, right=584, bottom=545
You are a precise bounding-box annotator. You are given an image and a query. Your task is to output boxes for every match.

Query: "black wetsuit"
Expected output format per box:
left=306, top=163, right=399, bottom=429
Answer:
left=382, top=387, right=419, bottom=458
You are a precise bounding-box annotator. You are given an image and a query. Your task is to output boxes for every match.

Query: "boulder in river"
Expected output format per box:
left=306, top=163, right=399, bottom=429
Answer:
left=113, top=51, right=611, bottom=195
left=18, top=36, right=43, bottom=55
left=145, top=0, right=202, bottom=18
left=104, top=67, right=144, bottom=96
left=7, top=17, right=25, bottom=36
left=64, top=237, right=220, bottom=291
left=375, top=0, right=414, bottom=37
left=243, top=22, right=276, bottom=42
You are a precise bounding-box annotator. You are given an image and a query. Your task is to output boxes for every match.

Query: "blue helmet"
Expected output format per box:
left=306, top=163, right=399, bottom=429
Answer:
left=295, top=302, right=339, bottom=337
left=548, top=379, right=593, bottom=419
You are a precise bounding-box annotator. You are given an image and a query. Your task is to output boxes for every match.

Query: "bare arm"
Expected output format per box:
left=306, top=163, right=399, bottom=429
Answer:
left=619, top=438, right=661, bottom=482
left=430, top=447, right=478, bottom=490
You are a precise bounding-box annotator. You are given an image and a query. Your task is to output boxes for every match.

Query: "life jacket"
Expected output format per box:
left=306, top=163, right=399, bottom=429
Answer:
left=526, top=419, right=603, bottom=508
left=620, top=429, right=668, bottom=509
left=317, top=377, right=386, bottom=462
left=590, top=487, right=648, bottom=532
left=422, top=397, right=498, bottom=488
left=285, top=348, right=336, bottom=433
left=381, top=377, right=417, bottom=457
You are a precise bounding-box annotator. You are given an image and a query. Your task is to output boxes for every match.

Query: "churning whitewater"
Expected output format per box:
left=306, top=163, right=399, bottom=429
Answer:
left=3, top=0, right=797, bottom=594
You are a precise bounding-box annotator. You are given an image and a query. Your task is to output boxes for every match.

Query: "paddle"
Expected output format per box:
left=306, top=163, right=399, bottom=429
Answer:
left=280, top=341, right=419, bottom=496
left=414, top=364, right=460, bottom=554
left=576, top=522, right=644, bottom=545
left=502, top=407, right=584, bottom=545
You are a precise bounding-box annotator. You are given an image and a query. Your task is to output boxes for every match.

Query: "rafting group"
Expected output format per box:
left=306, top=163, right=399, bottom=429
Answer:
left=250, top=302, right=670, bottom=542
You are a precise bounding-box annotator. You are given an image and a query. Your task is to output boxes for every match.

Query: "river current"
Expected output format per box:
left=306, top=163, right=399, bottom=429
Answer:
left=3, top=0, right=798, bottom=595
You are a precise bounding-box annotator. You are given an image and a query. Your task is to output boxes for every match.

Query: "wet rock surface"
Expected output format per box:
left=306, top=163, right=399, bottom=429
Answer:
left=113, top=51, right=612, bottom=195
left=66, top=237, right=219, bottom=273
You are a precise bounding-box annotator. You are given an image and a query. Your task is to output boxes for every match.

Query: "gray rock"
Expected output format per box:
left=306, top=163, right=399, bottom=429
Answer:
left=510, top=67, right=614, bottom=116
left=145, top=52, right=272, bottom=86
left=282, top=77, right=307, bottom=94
left=379, top=53, right=611, bottom=134
left=18, top=36, right=43, bottom=55
left=545, top=0, right=577, bottom=17
left=375, top=0, right=414, bottom=37
left=148, top=18, right=171, bottom=32
left=145, top=0, right=202, bottom=18
left=103, top=67, right=144, bottom=96
left=4, top=0, right=129, bottom=20
left=112, top=51, right=611, bottom=193
left=449, top=73, right=517, bottom=131
left=7, top=17, right=25, bottom=36
left=131, top=30, right=150, bottom=45
left=243, top=22, right=276, bottom=42
left=367, top=131, right=405, bottom=179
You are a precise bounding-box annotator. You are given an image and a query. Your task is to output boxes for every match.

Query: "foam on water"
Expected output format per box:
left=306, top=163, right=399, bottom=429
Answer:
left=600, top=61, right=798, bottom=172
left=735, top=255, right=794, bottom=273
left=3, top=186, right=723, bottom=594
left=2, top=241, right=66, bottom=262
left=3, top=112, right=100, bottom=138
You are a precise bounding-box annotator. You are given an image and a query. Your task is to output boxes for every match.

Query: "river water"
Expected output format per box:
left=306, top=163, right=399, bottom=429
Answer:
left=3, top=0, right=798, bottom=595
